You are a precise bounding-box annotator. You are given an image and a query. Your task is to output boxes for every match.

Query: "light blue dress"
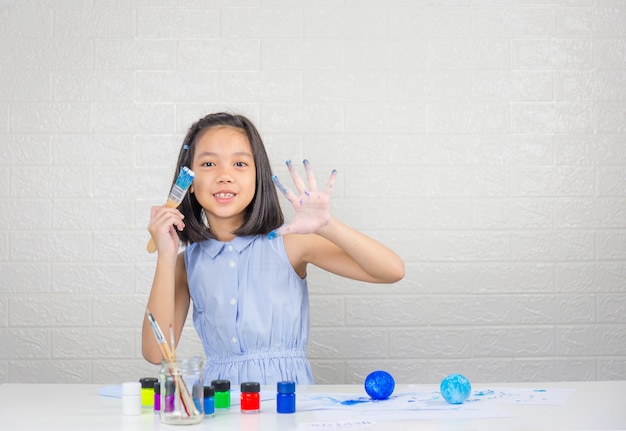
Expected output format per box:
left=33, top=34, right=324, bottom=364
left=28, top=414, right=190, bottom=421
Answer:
left=184, top=235, right=314, bottom=385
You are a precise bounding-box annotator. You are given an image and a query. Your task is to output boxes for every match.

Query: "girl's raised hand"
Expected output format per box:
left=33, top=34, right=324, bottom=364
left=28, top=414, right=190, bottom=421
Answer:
left=268, top=159, right=337, bottom=239
left=147, top=205, right=184, bottom=256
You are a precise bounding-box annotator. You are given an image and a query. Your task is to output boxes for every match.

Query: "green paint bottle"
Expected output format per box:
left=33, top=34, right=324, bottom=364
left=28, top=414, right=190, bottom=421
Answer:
left=211, top=379, right=231, bottom=409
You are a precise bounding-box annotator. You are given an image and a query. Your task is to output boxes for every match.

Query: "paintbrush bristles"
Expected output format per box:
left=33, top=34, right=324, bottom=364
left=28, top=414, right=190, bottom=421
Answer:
left=146, top=310, right=174, bottom=361
left=146, top=310, right=167, bottom=344
left=168, top=166, right=195, bottom=204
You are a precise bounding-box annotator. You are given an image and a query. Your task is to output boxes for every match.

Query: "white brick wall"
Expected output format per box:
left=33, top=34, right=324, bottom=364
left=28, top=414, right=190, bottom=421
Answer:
left=0, top=1, right=625, bottom=385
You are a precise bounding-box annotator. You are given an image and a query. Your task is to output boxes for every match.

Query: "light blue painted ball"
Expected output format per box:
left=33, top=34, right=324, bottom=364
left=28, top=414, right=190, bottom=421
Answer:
left=364, top=370, right=395, bottom=400
left=440, top=373, right=472, bottom=404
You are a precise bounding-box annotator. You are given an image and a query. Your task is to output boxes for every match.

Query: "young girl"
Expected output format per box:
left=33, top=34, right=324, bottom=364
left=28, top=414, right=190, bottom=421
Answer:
left=142, top=112, right=405, bottom=385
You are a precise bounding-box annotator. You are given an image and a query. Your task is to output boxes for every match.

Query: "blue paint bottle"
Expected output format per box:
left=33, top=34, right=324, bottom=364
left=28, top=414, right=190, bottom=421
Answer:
left=276, top=381, right=296, bottom=414
left=204, top=386, right=215, bottom=417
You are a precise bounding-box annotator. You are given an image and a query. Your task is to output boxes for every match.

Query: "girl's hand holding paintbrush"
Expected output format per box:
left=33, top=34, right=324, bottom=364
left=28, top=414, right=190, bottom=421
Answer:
left=146, top=166, right=194, bottom=254
left=147, top=206, right=185, bottom=255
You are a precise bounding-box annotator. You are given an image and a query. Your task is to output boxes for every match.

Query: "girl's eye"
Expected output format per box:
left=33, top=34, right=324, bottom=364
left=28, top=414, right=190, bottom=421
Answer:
left=234, top=162, right=247, bottom=167
left=201, top=161, right=215, bottom=167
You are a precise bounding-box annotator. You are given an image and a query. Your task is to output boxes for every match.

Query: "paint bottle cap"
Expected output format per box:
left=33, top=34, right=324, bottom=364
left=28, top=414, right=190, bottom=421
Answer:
left=139, top=377, right=159, bottom=389
left=154, top=382, right=160, bottom=394
left=165, top=380, right=176, bottom=393
left=241, top=382, right=260, bottom=393
left=277, top=381, right=296, bottom=393
left=122, top=381, right=141, bottom=396
left=204, top=386, right=215, bottom=397
left=211, top=380, right=230, bottom=391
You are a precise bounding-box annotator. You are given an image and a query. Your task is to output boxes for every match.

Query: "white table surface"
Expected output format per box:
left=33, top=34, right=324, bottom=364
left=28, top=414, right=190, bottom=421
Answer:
left=0, top=381, right=624, bottom=430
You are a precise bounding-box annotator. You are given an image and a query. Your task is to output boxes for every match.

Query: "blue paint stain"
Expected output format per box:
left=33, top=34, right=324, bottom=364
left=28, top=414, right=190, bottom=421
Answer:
left=340, top=398, right=369, bottom=406
left=272, top=175, right=288, bottom=194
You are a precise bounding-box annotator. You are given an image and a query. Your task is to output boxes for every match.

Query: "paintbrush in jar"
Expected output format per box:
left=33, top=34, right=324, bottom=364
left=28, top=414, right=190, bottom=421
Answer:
left=145, top=309, right=198, bottom=416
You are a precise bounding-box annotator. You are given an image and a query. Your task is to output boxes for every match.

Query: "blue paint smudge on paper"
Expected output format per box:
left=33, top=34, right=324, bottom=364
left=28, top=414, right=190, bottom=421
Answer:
left=340, top=398, right=369, bottom=406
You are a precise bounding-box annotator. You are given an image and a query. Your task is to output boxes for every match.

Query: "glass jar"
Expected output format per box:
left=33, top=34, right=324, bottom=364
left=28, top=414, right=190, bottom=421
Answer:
left=159, top=356, right=204, bottom=425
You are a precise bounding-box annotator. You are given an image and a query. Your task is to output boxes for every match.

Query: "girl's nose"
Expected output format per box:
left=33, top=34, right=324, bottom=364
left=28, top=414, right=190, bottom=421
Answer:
left=216, top=167, right=234, bottom=183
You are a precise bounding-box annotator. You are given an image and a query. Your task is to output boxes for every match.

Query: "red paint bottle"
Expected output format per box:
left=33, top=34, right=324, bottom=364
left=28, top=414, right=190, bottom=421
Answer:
left=240, top=382, right=260, bottom=413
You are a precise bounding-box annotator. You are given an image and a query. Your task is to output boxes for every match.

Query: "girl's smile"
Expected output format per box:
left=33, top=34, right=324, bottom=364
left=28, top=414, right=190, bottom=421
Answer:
left=214, top=190, right=236, bottom=203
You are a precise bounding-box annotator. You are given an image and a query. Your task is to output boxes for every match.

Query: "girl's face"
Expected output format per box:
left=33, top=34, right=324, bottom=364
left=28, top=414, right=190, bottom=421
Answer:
left=190, top=126, right=256, bottom=229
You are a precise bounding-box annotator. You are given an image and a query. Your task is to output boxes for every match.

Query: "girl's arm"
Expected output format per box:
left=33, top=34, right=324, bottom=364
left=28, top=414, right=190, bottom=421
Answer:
left=142, top=206, right=191, bottom=364
left=285, top=219, right=405, bottom=283
left=272, top=160, right=405, bottom=283
left=142, top=253, right=190, bottom=364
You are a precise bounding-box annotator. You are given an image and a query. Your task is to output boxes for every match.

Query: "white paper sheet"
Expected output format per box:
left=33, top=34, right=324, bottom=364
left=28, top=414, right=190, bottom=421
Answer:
left=295, top=385, right=574, bottom=422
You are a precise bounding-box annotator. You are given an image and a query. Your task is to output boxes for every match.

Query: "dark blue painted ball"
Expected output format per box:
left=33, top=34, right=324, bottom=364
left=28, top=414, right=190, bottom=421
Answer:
left=364, top=370, right=395, bottom=400
left=440, top=373, right=472, bottom=404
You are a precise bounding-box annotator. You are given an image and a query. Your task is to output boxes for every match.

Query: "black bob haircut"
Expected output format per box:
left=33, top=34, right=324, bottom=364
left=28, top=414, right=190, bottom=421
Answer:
left=170, top=112, right=284, bottom=245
